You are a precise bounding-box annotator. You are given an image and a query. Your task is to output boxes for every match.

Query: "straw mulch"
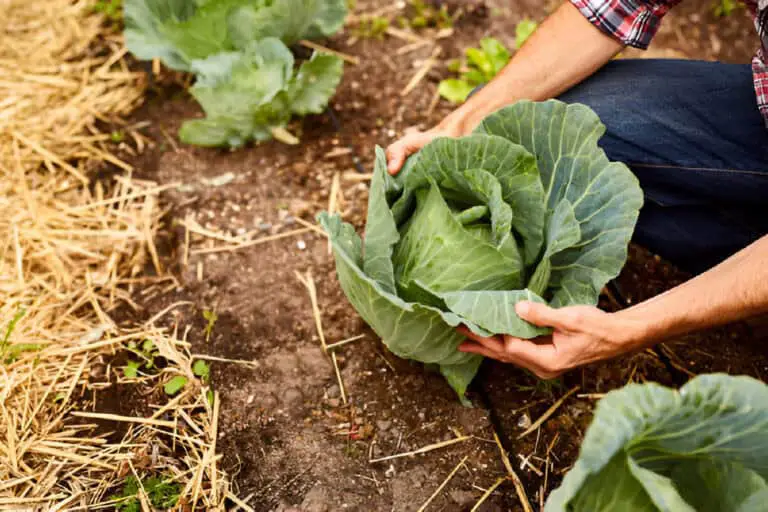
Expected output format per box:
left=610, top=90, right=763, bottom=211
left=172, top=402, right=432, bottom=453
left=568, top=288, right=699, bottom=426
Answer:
left=1, top=1, right=233, bottom=509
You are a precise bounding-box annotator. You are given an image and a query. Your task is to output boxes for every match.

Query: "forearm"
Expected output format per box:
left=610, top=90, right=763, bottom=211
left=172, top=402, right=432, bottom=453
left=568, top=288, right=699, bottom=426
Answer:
left=440, top=2, right=624, bottom=134
left=618, top=235, right=768, bottom=346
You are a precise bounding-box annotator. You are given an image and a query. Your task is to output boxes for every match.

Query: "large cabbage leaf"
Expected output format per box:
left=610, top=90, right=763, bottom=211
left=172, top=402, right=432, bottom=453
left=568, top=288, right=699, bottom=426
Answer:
left=320, top=100, right=643, bottom=400
left=179, top=38, right=343, bottom=147
left=124, top=0, right=347, bottom=71
left=546, top=374, right=768, bottom=511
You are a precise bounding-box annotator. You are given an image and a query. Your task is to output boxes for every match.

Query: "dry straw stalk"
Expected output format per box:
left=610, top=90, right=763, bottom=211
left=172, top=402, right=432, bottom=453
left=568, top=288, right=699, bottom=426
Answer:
left=0, top=0, right=232, bottom=508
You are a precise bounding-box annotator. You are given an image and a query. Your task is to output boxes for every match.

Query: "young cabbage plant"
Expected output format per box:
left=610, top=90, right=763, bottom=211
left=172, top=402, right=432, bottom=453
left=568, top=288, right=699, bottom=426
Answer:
left=320, top=100, right=643, bottom=401
left=123, top=0, right=347, bottom=146
left=124, top=0, right=348, bottom=71
left=179, top=38, right=343, bottom=147
left=546, top=374, right=768, bottom=511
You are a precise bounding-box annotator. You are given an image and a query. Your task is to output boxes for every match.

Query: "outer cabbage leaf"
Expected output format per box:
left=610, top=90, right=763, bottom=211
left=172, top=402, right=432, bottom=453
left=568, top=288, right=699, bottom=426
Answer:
left=546, top=374, right=768, bottom=512
left=124, top=0, right=199, bottom=70
left=124, top=0, right=347, bottom=71
left=228, top=0, right=347, bottom=47
left=318, top=212, right=483, bottom=400
left=179, top=38, right=342, bottom=147
left=476, top=101, right=643, bottom=307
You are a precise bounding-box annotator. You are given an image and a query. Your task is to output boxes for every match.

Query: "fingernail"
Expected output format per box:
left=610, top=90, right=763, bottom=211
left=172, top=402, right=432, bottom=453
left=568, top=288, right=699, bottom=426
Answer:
left=515, top=301, right=530, bottom=316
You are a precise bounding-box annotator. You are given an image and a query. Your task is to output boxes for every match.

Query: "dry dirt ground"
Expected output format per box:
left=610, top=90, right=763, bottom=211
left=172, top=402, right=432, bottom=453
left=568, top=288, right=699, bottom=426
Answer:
left=111, top=1, right=766, bottom=510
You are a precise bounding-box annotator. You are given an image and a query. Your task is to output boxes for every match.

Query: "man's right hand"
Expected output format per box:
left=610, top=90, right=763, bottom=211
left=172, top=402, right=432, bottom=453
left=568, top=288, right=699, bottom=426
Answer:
left=385, top=126, right=461, bottom=175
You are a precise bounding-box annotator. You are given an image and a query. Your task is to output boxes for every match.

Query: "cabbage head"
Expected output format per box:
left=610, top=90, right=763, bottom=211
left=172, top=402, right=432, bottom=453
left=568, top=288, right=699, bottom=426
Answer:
left=319, top=100, right=643, bottom=401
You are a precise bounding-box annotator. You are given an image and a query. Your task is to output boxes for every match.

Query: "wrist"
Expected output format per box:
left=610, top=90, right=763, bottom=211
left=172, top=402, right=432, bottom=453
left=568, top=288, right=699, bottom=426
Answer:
left=436, top=111, right=469, bottom=137
left=613, top=306, right=670, bottom=350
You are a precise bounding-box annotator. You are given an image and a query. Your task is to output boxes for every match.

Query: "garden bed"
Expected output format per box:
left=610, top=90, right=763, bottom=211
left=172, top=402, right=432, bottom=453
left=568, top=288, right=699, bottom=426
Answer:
left=85, top=0, right=765, bottom=510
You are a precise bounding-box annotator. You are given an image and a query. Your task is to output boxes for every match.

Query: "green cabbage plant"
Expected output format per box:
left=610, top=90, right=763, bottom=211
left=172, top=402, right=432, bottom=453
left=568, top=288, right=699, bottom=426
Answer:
left=124, top=0, right=347, bottom=71
left=123, top=0, right=347, bottom=146
left=319, top=100, right=643, bottom=400
left=179, top=38, right=343, bottom=147
left=546, top=374, right=768, bottom=511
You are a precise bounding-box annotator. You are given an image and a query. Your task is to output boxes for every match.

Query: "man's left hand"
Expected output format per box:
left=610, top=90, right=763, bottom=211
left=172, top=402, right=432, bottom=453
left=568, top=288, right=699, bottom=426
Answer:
left=457, top=301, right=645, bottom=379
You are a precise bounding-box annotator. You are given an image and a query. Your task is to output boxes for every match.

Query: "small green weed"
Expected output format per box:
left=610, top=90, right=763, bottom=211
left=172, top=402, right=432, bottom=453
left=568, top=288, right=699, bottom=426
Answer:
left=123, top=339, right=159, bottom=378
left=202, top=309, right=218, bottom=342
left=353, top=16, right=390, bottom=39
left=164, top=375, right=188, bottom=396
left=1, top=309, right=40, bottom=364
left=164, top=360, right=210, bottom=396
left=515, top=375, right=565, bottom=397
left=110, top=475, right=180, bottom=511
left=92, top=0, right=123, bottom=23
left=438, top=37, right=511, bottom=104
left=192, top=359, right=210, bottom=384
left=399, top=0, right=453, bottom=30
left=514, top=18, right=538, bottom=49
left=437, top=19, right=538, bottom=104
left=713, top=0, right=741, bottom=16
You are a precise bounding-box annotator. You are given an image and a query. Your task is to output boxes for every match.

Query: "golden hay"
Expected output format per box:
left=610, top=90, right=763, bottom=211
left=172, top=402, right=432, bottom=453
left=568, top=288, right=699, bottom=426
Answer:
left=0, top=0, right=232, bottom=508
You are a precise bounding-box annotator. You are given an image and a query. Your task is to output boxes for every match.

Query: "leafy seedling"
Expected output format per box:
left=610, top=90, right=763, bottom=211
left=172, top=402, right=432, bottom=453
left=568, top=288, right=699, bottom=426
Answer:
left=438, top=37, right=511, bottom=103
left=0, top=309, right=39, bottom=364
left=515, top=18, right=538, bottom=49
left=192, top=359, right=210, bottom=384
left=164, top=375, right=188, bottom=396
left=123, top=338, right=159, bottom=378
left=399, top=0, right=453, bottom=30
left=353, top=16, right=390, bottom=39
left=202, top=309, right=218, bottom=342
left=123, top=360, right=141, bottom=379
left=110, top=475, right=181, bottom=511
left=713, top=0, right=741, bottom=16
left=93, top=0, right=123, bottom=23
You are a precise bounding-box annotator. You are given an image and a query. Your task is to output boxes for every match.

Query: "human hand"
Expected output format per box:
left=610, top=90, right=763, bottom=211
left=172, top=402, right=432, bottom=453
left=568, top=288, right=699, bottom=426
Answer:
left=385, top=124, right=462, bottom=175
left=457, top=301, right=646, bottom=378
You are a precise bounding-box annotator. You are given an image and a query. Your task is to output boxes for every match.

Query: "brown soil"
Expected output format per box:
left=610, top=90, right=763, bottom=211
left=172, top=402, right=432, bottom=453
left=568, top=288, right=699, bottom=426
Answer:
left=111, top=1, right=765, bottom=510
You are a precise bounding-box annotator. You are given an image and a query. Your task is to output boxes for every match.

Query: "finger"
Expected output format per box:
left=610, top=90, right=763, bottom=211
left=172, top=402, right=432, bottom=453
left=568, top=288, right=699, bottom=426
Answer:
left=503, top=337, right=559, bottom=370
left=457, top=326, right=505, bottom=352
left=515, top=301, right=568, bottom=330
left=386, top=133, right=432, bottom=174
left=458, top=341, right=502, bottom=359
left=385, top=142, right=406, bottom=174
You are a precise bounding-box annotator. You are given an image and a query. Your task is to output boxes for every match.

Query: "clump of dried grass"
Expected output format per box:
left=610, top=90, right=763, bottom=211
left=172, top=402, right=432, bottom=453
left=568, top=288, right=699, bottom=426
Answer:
left=0, top=0, right=233, bottom=508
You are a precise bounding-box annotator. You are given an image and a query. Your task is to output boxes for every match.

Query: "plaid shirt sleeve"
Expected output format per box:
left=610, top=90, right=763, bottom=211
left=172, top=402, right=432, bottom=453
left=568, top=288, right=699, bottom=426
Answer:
left=569, top=0, right=682, bottom=49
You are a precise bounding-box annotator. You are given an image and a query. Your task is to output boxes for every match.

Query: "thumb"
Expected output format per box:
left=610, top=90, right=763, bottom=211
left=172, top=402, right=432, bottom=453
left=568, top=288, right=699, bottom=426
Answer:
left=387, top=149, right=403, bottom=174
left=515, top=301, right=565, bottom=329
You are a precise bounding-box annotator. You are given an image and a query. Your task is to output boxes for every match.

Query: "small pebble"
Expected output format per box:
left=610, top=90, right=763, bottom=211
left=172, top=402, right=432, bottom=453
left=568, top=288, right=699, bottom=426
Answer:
left=326, top=384, right=340, bottom=398
left=297, top=240, right=307, bottom=250
left=387, top=129, right=396, bottom=138
left=517, top=413, right=532, bottom=429
left=384, top=465, right=396, bottom=478
left=259, top=222, right=272, bottom=232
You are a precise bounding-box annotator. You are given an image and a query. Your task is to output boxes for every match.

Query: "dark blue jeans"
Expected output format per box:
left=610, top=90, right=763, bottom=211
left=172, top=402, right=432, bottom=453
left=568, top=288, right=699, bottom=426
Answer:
left=558, top=59, right=768, bottom=274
